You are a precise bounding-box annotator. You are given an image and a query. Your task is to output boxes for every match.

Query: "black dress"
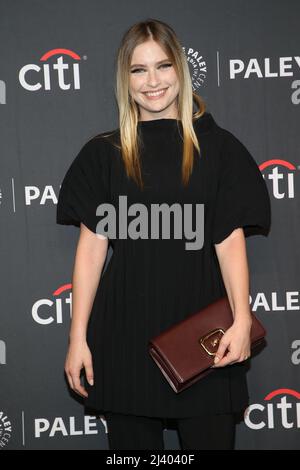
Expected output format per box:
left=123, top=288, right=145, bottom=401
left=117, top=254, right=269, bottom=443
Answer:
left=56, top=112, right=271, bottom=418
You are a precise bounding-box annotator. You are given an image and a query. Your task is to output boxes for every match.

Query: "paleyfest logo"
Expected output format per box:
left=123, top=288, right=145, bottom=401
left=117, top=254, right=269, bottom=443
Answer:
left=183, top=46, right=207, bottom=90
left=0, top=411, right=12, bottom=448
left=228, top=56, right=300, bottom=104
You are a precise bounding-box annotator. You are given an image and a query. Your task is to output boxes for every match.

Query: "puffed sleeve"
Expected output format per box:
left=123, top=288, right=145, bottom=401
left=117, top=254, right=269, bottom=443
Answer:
left=56, top=137, right=110, bottom=234
left=212, top=129, right=271, bottom=245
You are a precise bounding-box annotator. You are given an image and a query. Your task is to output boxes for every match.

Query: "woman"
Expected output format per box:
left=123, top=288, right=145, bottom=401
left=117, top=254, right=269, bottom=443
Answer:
left=56, top=18, right=271, bottom=450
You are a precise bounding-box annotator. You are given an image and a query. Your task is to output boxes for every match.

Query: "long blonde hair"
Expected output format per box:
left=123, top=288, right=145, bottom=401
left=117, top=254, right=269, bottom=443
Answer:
left=102, top=18, right=206, bottom=190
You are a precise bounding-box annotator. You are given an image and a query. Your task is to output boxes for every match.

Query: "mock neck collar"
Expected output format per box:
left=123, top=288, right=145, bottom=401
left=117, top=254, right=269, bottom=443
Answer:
left=137, top=112, right=217, bottom=133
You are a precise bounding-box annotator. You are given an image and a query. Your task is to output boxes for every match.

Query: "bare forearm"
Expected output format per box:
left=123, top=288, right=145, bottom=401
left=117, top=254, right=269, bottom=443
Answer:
left=214, top=228, right=252, bottom=324
left=69, top=233, right=108, bottom=342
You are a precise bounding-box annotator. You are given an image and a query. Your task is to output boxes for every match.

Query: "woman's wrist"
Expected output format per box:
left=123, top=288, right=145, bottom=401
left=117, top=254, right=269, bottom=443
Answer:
left=69, top=332, right=87, bottom=343
left=232, top=312, right=253, bottom=328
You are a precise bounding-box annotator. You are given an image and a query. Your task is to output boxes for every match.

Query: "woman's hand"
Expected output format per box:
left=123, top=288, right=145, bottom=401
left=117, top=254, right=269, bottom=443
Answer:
left=212, top=317, right=252, bottom=368
left=64, top=340, right=94, bottom=398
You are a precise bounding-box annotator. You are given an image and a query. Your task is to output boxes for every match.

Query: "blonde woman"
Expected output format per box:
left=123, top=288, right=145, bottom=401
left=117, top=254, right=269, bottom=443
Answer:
left=57, top=18, right=271, bottom=450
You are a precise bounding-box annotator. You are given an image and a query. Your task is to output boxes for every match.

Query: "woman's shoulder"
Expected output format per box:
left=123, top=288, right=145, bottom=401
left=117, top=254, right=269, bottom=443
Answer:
left=81, top=128, right=119, bottom=152
left=72, top=128, right=121, bottom=168
left=63, top=136, right=111, bottom=181
left=91, top=127, right=121, bottom=149
left=196, top=113, right=255, bottom=161
left=193, top=112, right=240, bottom=142
left=197, top=113, right=251, bottom=148
left=193, top=111, right=223, bottom=139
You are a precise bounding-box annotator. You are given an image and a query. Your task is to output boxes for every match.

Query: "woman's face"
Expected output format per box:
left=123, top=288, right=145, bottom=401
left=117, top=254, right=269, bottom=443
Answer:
left=129, top=39, right=180, bottom=121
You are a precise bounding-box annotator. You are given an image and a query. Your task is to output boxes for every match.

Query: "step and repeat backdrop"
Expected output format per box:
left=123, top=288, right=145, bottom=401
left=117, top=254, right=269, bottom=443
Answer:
left=1, top=0, right=299, bottom=450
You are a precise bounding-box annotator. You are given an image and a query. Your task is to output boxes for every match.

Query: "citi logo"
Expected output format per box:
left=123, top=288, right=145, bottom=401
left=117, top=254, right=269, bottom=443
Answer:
left=260, top=159, right=298, bottom=199
left=32, top=283, right=72, bottom=325
left=19, top=48, right=83, bottom=91
left=245, top=388, right=300, bottom=429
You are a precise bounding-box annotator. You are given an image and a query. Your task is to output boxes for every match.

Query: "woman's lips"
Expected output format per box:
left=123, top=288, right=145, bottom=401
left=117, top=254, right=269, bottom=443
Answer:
left=143, top=88, right=168, bottom=100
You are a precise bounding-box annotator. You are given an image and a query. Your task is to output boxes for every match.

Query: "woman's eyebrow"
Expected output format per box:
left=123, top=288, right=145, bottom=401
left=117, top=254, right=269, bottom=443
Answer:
left=130, top=59, right=170, bottom=68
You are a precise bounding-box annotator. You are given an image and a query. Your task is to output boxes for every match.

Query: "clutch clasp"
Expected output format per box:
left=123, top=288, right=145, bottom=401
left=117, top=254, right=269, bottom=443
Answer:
left=199, top=329, right=225, bottom=356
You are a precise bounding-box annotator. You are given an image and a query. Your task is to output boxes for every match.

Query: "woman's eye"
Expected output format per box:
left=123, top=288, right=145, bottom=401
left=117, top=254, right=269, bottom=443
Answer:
left=131, top=63, right=172, bottom=74
left=131, top=68, right=144, bottom=73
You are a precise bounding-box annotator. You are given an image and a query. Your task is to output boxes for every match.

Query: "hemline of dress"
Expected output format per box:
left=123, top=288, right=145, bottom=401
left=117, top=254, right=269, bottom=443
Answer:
left=83, top=399, right=249, bottom=419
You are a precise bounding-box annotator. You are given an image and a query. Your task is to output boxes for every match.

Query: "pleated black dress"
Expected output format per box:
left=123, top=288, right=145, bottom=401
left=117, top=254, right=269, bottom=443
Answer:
left=56, top=112, right=271, bottom=418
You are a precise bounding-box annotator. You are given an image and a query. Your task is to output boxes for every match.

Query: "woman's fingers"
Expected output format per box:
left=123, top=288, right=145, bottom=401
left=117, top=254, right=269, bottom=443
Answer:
left=71, top=371, right=88, bottom=397
left=64, top=345, right=93, bottom=397
left=66, top=367, right=88, bottom=398
left=212, top=350, right=251, bottom=368
left=84, top=361, right=94, bottom=386
left=66, top=372, right=74, bottom=390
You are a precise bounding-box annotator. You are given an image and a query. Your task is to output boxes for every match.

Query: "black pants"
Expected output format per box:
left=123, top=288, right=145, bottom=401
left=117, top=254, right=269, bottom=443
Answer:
left=104, top=411, right=236, bottom=450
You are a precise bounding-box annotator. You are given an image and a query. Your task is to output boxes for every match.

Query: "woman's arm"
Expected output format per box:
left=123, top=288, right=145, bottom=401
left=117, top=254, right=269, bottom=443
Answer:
left=65, top=223, right=109, bottom=397
left=212, top=227, right=252, bottom=367
left=69, top=223, right=108, bottom=341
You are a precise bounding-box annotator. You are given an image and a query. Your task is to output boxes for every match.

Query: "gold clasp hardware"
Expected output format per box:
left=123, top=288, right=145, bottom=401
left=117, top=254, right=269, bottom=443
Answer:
left=199, top=328, right=225, bottom=356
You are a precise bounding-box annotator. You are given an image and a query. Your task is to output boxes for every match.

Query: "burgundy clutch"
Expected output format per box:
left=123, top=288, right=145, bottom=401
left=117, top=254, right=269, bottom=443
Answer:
left=148, top=296, right=266, bottom=393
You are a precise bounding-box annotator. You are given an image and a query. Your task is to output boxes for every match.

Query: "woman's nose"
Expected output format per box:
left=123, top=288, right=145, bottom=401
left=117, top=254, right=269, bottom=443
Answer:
left=146, top=69, right=160, bottom=87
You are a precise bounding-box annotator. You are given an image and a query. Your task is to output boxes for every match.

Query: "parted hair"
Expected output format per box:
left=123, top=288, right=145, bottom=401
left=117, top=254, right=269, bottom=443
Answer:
left=102, top=18, right=206, bottom=190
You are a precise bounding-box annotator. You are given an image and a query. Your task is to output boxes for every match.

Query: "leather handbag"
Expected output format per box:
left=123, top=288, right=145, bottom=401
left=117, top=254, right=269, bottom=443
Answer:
left=148, top=295, right=266, bottom=393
